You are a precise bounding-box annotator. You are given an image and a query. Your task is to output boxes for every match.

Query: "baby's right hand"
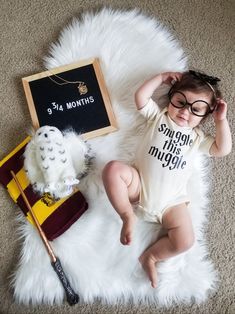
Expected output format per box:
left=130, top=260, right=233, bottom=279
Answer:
left=213, top=98, right=228, bottom=122
left=161, top=72, right=182, bottom=85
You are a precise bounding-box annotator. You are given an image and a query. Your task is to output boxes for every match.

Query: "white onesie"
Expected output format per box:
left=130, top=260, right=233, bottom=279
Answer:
left=134, top=98, right=214, bottom=223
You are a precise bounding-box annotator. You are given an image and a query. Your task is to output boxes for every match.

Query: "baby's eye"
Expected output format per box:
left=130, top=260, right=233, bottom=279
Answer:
left=38, top=132, right=42, bottom=135
left=193, top=108, right=202, bottom=114
left=49, top=129, right=55, bottom=132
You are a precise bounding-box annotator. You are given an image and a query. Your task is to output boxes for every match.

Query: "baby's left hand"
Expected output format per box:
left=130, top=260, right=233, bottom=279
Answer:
left=213, top=99, right=228, bottom=121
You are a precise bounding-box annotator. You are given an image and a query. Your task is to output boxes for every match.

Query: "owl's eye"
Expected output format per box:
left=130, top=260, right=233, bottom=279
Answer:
left=50, top=129, right=55, bottom=132
left=38, top=132, right=42, bottom=135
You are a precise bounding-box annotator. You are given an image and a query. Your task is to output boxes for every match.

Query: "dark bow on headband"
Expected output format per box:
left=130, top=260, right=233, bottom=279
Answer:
left=189, top=70, right=221, bottom=86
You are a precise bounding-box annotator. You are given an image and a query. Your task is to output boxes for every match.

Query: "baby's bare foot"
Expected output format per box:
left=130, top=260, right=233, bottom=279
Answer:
left=139, top=253, right=158, bottom=288
left=120, top=212, right=136, bottom=245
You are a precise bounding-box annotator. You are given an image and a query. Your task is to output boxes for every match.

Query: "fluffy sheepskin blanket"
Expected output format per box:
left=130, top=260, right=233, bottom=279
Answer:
left=11, top=8, right=217, bottom=306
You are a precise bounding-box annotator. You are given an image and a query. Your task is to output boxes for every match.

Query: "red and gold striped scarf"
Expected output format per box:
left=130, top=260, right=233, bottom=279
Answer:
left=0, top=137, right=88, bottom=240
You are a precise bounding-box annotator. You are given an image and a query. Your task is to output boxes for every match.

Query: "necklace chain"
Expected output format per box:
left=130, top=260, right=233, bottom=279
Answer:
left=47, top=72, right=85, bottom=86
left=47, top=71, right=88, bottom=95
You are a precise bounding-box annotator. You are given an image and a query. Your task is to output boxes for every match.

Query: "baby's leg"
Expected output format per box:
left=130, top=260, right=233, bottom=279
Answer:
left=139, top=203, right=194, bottom=288
left=102, top=161, right=140, bottom=245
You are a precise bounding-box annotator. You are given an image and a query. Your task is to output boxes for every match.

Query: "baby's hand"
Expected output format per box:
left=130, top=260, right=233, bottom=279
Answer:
left=161, top=72, right=182, bottom=85
left=213, top=99, right=228, bottom=121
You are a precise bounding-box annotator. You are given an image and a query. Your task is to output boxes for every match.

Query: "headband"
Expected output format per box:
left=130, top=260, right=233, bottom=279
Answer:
left=189, top=70, right=220, bottom=95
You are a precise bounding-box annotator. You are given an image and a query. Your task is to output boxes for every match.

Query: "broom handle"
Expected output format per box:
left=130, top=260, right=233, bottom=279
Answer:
left=10, top=171, right=79, bottom=305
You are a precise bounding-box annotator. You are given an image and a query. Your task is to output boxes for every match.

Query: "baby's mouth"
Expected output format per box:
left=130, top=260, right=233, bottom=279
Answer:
left=177, top=115, right=188, bottom=121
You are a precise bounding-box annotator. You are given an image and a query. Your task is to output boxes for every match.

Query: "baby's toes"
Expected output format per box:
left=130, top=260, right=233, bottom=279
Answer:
left=120, top=229, right=132, bottom=246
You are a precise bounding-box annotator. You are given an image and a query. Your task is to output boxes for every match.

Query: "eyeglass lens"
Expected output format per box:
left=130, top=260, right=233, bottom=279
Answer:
left=170, top=92, right=210, bottom=117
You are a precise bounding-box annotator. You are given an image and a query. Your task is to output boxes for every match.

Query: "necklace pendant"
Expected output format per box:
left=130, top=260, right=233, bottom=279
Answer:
left=78, top=83, right=88, bottom=95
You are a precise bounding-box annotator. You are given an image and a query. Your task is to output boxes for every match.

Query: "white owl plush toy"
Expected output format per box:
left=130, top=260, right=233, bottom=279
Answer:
left=24, top=126, right=91, bottom=199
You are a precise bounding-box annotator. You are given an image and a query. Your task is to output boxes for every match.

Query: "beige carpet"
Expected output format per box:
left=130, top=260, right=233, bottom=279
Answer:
left=0, top=0, right=234, bottom=313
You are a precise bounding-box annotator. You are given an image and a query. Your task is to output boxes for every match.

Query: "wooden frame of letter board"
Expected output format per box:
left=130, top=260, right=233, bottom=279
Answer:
left=22, top=58, right=118, bottom=140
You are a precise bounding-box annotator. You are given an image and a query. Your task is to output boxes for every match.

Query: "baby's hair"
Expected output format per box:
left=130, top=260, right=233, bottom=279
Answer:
left=169, top=70, right=222, bottom=110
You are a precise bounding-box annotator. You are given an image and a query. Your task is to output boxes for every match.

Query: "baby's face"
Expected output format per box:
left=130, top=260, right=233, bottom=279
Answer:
left=167, top=90, right=212, bottom=128
left=35, top=126, right=63, bottom=143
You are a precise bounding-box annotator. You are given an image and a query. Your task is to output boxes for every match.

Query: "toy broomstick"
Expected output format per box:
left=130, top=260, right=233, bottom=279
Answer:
left=10, top=170, right=79, bottom=306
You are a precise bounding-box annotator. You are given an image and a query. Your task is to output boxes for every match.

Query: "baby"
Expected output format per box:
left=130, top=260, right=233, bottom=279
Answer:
left=102, top=71, right=232, bottom=288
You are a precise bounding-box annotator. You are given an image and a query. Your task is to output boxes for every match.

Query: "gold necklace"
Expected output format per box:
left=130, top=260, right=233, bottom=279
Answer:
left=47, top=71, right=88, bottom=95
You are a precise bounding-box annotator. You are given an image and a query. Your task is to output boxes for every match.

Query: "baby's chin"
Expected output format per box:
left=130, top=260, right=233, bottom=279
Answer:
left=175, top=118, right=189, bottom=127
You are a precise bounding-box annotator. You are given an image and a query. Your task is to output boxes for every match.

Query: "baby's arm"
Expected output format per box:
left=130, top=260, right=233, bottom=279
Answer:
left=135, top=72, right=182, bottom=110
left=209, top=99, right=232, bottom=157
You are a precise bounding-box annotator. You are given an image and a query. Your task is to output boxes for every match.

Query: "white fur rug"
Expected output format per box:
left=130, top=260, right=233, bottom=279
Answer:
left=11, top=8, right=217, bottom=306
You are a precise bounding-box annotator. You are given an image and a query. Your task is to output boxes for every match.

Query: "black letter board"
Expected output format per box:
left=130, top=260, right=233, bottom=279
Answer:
left=22, top=58, right=118, bottom=139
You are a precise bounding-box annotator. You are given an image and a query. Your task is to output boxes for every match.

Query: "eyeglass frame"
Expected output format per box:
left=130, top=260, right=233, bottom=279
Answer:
left=168, top=89, right=215, bottom=117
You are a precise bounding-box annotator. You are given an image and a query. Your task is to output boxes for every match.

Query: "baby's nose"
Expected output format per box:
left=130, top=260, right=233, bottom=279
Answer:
left=180, top=106, right=190, bottom=114
left=44, top=133, right=48, bottom=138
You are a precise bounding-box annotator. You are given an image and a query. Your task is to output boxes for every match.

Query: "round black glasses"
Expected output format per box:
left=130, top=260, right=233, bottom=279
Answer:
left=169, top=91, right=214, bottom=117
